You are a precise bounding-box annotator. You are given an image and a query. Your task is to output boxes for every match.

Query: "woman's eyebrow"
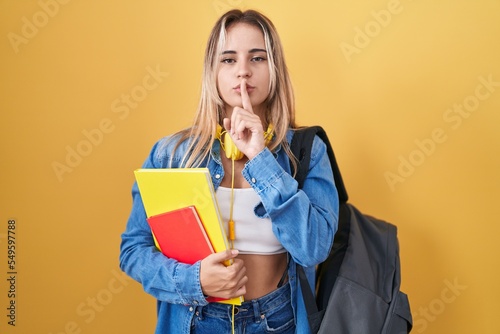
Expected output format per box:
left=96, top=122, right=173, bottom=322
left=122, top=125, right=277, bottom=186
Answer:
left=249, top=48, right=267, bottom=53
left=221, top=48, right=267, bottom=55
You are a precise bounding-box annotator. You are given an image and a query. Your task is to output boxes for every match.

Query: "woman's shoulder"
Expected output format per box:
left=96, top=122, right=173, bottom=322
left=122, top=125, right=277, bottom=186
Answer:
left=144, top=130, right=193, bottom=168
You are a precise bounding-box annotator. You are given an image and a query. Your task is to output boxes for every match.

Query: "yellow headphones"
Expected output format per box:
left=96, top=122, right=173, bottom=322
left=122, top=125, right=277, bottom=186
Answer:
left=216, top=124, right=274, bottom=160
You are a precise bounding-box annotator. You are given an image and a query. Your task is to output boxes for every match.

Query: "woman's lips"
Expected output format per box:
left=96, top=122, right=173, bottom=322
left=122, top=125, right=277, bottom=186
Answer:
left=234, top=84, right=255, bottom=93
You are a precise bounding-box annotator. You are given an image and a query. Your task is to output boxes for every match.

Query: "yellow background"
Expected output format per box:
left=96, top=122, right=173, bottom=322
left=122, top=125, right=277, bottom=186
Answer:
left=1, top=0, right=499, bottom=333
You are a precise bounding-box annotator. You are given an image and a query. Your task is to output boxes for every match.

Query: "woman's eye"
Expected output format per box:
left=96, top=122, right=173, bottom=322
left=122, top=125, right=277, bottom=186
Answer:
left=221, top=58, right=235, bottom=64
left=251, top=56, right=266, bottom=62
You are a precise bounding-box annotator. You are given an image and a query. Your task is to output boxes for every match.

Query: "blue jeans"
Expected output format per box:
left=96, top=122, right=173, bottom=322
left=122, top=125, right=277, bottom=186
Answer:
left=191, top=283, right=295, bottom=334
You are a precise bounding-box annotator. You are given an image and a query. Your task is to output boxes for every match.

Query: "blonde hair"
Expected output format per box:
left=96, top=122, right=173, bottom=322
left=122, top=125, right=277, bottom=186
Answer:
left=171, top=9, right=297, bottom=168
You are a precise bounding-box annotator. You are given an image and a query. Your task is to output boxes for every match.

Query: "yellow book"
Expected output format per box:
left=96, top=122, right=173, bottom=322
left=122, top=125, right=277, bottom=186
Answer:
left=134, top=167, right=243, bottom=306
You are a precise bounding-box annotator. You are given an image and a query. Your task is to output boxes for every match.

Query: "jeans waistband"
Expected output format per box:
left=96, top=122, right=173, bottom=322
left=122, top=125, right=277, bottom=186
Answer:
left=197, top=282, right=291, bottom=321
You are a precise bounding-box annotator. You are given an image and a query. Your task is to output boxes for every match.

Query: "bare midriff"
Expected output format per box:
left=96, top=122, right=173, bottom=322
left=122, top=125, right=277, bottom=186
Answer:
left=238, top=252, right=288, bottom=300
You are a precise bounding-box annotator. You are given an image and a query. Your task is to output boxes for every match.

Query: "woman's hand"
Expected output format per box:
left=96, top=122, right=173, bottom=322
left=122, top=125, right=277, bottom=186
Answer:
left=200, top=249, right=247, bottom=299
left=223, top=79, right=266, bottom=160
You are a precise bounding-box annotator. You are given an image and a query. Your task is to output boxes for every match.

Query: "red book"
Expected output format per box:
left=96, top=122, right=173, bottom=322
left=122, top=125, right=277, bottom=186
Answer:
left=147, top=206, right=215, bottom=265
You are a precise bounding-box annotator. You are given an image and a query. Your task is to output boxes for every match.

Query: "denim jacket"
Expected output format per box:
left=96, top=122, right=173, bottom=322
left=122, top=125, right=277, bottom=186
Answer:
left=119, top=129, right=339, bottom=334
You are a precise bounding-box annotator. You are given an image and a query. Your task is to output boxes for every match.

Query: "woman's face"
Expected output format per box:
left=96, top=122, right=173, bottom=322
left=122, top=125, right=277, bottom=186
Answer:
left=217, top=22, right=270, bottom=117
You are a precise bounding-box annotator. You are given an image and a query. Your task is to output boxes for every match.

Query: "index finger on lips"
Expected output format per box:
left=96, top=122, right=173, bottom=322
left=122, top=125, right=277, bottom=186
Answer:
left=240, top=79, right=253, bottom=113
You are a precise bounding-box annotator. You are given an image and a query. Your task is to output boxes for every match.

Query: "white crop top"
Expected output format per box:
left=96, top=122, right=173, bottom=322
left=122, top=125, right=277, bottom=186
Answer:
left=216, top=187, right=286, bottom=255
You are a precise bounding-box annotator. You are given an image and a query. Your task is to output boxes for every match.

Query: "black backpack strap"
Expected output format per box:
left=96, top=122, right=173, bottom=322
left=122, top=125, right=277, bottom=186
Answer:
left=297, top=265, right=323, bottom=333
left=290, top=126, right=348, bottom=203
left=290, top=126, right=349, bottom=333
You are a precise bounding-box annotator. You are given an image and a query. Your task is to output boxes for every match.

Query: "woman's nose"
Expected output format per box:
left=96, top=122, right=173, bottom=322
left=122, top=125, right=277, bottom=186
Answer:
left=237, top=61, right=251, bottom=78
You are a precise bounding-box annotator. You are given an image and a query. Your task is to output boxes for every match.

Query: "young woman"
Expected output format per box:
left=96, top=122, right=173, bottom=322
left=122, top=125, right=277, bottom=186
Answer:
left=120, top=9, right=339, bottom=334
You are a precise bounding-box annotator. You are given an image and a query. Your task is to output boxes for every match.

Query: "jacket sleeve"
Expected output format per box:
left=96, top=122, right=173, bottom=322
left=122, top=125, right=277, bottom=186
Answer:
left=119, top=140, right=209, bottom=306
left=242, top=135, right=339, bottom=267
